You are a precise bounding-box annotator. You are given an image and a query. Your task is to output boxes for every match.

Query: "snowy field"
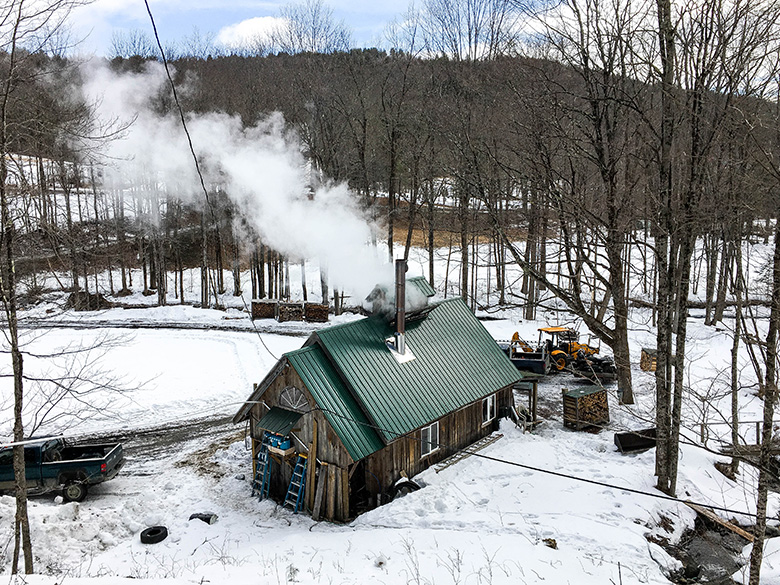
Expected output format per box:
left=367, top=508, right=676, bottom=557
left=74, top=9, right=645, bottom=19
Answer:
left=1, top=238, right=780, bottom=584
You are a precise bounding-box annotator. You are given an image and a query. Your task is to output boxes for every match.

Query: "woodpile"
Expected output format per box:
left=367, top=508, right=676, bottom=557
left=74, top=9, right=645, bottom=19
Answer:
left=640, top=348, right=657, bottom=372
left=278, top=302, right=305, bottom=322
left=640, top=348, right=676, bottom=372
left=304, top=302, right=329, bottom=323
left=252, top=299, right=329, bottom=323
left=310, top=463, right=349, bottom=521
left=66, top=291, right=112, bottom=311
left=562, top=387, right=609, bottom=430
left=251, top=299, right=278, bottom=320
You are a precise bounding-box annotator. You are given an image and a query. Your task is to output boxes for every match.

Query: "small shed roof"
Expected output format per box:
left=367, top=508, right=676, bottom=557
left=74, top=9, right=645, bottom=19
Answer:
left=408, top=276, right=436, bottom=297
left=256, top=407, right=303, bottom=436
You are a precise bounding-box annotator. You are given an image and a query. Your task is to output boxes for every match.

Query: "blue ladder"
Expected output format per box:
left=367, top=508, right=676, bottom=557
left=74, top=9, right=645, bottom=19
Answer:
left=283, top=454, right=308, bottom=513
left=251, top=432, right=273, bottom=500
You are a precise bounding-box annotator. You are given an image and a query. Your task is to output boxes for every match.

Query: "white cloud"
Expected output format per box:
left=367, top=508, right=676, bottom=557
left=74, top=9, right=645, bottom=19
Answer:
left=216, top=16, right=284, bottom=48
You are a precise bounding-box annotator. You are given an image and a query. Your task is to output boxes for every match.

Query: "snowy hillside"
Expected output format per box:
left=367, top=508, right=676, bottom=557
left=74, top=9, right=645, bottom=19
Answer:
left=2, top=283, right=779, bottom=584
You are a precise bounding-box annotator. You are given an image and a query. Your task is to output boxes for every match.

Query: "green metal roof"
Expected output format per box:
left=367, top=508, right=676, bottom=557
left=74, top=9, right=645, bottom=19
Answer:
left=256, top=407, right=303, bottom=436
left=564, top=387, right=606, bottom=399
left=408, top=276, right=436, bottom=297
left=287, top=345, right=385, bottom=461
left=312, top=298, right=521, bottom=443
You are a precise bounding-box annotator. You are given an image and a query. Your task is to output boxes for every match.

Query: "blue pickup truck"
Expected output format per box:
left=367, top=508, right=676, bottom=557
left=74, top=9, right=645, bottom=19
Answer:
left=0, top=438, right=125, bottom=502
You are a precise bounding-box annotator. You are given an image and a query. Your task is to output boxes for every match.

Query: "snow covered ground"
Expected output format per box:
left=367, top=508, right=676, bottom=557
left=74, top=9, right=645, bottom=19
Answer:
left=1, top=237, right=780, bottom=584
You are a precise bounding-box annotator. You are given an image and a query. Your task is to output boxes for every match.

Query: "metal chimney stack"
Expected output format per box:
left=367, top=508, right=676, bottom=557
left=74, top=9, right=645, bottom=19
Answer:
left=394, top=259, right=406, bottom=355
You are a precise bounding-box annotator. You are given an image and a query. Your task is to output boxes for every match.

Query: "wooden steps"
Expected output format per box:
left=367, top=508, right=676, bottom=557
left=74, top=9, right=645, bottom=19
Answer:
left=435, top=433, right=503, bottom=473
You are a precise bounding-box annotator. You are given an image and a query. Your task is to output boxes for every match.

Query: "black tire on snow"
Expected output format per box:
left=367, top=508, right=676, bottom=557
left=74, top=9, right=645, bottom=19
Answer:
left=62, top=482, right=88, bottom=503
left=389, top=480, right=421, bottom=500
left=140, top=526, right=168, bottom=544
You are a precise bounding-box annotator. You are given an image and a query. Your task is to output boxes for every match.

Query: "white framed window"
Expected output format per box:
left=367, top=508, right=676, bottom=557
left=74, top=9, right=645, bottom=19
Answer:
left=482, top=394, right=496, bottom=425
left=420, top=421, right=439, bottom=457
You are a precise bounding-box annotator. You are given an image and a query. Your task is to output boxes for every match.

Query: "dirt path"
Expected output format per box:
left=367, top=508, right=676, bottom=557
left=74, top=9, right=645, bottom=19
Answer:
left=75, top=413, right=242, bottom=477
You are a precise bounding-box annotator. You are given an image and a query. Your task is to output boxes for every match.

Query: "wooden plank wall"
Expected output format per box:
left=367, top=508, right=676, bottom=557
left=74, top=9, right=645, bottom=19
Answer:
left=362, top=386, right=514, bottom=499
left=248, top=372, right=514, bottom=522
left=248, top=365, right=353, bottom=522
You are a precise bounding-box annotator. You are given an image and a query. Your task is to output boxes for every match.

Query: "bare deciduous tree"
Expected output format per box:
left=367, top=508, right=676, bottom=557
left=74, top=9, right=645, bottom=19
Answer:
left=272, top=0, right=351, bottom=54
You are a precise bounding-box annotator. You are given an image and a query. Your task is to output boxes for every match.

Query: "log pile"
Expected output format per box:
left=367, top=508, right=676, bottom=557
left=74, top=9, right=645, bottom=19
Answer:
left=278, top=302, right=305, bottom=322
left=304, top=302, right=329, bottom=323
left=640, top=348, right=677, bottom=371
left=563, top=387, right=609, bottom=430
left=66, top=291, right=113, bottom=311
left=640, top=348, right=657, bottom=372
left=251, top=299, right=278, bottom=320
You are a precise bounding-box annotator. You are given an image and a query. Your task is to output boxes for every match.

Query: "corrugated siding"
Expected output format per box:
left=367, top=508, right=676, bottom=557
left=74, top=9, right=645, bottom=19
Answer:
left=287, top=346, right=385, bottom=461
left=315, top=298, right=521, bottom=443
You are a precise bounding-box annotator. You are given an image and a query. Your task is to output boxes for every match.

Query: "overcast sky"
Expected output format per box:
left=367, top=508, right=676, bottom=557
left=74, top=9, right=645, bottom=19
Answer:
left=70, top=0, right=411, bottom=56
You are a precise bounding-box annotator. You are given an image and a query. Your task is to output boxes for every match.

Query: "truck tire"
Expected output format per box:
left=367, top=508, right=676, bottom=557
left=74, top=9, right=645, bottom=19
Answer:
left=140, top=526, right=168, bottom=544
left=550, top=351, right=569, bottom=371
left=389, top=480, right=421, bottom=500
left=62, top=482, right=88, bottom=503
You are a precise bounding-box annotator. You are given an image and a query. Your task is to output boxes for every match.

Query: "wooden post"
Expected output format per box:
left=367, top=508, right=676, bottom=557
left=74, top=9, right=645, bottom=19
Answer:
left=251, top=436, right=257, bottom=479
left=326, top=465, right=337, bottom=520
left=312, top=464, right=327, bottom=521
left=340, top=467, right=349, bottom=521
left=334, top=466, right=342, bottom=520
left=306, top=418, right=318, bottom=512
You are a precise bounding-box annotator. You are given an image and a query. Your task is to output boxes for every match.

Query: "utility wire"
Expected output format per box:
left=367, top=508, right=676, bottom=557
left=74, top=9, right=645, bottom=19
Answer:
left=143, top=0, right=767, bottom=526
left=143, top=1, right=277, bottom=361
left=143, top=0, right=214, bottom=224
left=310, top=406, right=771, bottom=522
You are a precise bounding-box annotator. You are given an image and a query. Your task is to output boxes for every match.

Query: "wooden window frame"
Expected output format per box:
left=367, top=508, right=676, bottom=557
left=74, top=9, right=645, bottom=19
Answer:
left=482, top=394, right=496, bottom=426
left=420, top=421, right=440, bottom=458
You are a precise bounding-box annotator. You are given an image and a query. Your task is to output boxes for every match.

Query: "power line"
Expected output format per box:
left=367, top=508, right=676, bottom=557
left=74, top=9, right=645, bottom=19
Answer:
left=143, top=1, right=278, bottom=362
left=312, top=406, right=769, bottom=521
left=143, top=0, right=764, bottom=526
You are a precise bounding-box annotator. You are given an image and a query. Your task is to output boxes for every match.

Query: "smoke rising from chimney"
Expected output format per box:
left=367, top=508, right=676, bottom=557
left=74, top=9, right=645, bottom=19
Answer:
left=80, top=59, right=392, bottom=299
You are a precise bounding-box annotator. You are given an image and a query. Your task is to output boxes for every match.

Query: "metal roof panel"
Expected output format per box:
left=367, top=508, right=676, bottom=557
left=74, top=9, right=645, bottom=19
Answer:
left=287, top=346, right=385, bottom=461
left=314, top=298, right=521, bottom=442
left=256, top=407, right=303, bottom=436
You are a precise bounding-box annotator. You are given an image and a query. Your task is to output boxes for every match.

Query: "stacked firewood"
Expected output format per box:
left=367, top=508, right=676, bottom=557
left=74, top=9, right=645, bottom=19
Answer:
left=304, top=303, right=329, bottom=323
left=251, top=299, right=278, bottom=320
left=563, top=387, right=609, bottom=430
left=278, top=302, right=305, bottom=322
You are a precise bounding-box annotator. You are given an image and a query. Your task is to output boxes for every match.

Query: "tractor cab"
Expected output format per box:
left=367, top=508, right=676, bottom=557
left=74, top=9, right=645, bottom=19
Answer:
left=537, top=327, right=600, bottom=371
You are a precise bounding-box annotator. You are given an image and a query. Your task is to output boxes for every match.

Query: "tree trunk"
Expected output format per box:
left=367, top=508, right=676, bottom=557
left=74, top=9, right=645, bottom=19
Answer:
left=300, top=259, right=307, bottom=302
left=730, top=240, right=743, bottom=476
left=201, top=214, right=208, bottom=307
left=703, top=233, right=719, bottom=325
left=320, top=260, right=329, bottom=306
left=459, top=188, right=469, bottom=303
left=1, top=43, right=34, bottom=567
left=713, top=236, right=731, bottom=324
left=748, top=221, right=780, bottom=584
left=117, top=190, right=128, bottom=293
left=257, top=244, right=266, bottom=299
left=214, top=224, right=225, bottom=295
left=233, top=239, right=241, bottom=297
left=427, top=180, right=436, bottom=288
left=654, top=0, right=676, bottom=494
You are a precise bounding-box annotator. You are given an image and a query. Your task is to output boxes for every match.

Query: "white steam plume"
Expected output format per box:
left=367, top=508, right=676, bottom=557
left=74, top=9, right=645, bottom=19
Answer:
left=81, top=59, right=392, bottom=299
